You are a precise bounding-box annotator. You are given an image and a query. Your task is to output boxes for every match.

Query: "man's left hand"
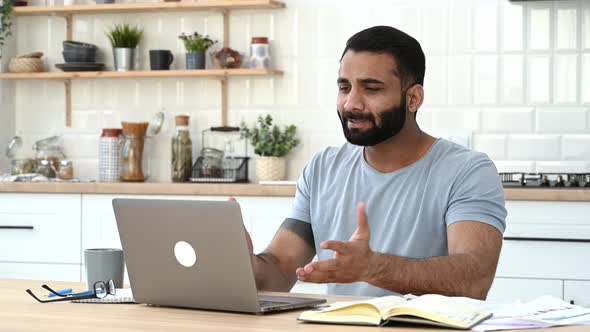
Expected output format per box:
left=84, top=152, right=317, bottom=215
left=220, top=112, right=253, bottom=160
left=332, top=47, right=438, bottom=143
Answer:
left=296, top=202, right=374, bottom=284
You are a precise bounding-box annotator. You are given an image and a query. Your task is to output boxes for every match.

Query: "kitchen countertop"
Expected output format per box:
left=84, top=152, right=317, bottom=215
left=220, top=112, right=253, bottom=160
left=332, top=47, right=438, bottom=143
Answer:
left=0, top=182, right=296, bottom=197
left=1, top=182, right=590, bottom=201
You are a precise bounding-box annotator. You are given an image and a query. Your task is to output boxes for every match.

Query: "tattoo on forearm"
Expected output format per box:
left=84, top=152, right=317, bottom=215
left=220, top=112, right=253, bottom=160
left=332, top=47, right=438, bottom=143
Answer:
left=280, top=218, right=315, bottom=250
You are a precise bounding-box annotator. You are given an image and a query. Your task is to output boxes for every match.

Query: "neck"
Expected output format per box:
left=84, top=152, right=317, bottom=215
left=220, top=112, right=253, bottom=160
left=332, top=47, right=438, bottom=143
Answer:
left=363, top=117, right=436, bottom=173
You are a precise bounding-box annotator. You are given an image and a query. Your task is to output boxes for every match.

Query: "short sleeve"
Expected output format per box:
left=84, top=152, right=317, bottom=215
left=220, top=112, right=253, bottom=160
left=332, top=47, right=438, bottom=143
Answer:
left=446, top=157, right=507, bottom=233
left=287, top=162, right=313, bottom=223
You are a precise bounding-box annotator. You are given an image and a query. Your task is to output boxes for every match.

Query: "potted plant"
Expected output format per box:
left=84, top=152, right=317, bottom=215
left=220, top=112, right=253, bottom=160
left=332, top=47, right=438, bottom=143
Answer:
left=178, top=32, right=216, bottom=70
left=106, top=24, right=143, bottom=72
left=240, top=114, right=300, bottom=182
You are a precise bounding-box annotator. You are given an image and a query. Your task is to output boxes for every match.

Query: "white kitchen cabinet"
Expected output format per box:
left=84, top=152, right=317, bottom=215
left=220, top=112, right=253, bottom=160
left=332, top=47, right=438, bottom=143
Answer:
left=487, top=277, right=563, bottom=302
left=0, top=194, right=82, bottom=281
left=496, top=240, right=590, bottom=280
left=81, top=194, right=223, bottom=251
left=0, top=262, right=81, bottom=282
left=564, top=280, right=590, bottom=307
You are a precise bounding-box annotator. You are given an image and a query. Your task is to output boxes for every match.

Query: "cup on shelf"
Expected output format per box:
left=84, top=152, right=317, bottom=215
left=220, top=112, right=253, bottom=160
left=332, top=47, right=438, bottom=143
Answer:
left=149, top=50, right=174, bottom=70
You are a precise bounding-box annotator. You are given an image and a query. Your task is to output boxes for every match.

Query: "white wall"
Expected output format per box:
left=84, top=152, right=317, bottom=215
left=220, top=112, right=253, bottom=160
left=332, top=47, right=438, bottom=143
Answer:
left=6, top=0, right=590, bottom=181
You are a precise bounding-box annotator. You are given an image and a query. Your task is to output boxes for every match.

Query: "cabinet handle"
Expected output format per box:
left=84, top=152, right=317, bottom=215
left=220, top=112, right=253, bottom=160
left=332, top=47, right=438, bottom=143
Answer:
left=0, top=226, right=34, bottom=230
left=504, top=236, right=590, bottom=243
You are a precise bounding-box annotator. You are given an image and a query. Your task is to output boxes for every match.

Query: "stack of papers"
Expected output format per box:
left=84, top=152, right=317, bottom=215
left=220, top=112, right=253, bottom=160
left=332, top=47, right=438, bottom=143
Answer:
left=455, top=295, right=590, bottom=331
left=72, top=288, right=135, bottom=304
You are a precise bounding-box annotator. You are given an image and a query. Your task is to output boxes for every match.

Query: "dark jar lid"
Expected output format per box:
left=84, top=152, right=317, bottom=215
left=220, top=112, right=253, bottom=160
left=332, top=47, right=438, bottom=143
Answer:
left=101, top=128, right=122, bottom=137
left=251, top=37, right=269, bottom=44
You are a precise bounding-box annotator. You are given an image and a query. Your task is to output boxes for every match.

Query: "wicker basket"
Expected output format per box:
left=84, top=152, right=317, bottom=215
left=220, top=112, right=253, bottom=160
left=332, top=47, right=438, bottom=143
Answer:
left=255, top=156, right=286, bottom=182
left=8, top=57, right=44, bottom=73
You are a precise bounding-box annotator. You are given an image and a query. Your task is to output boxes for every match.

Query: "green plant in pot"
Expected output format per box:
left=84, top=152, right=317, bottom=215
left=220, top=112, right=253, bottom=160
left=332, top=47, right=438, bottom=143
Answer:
left=178, top=32, right=216, bottom=70
left=240, top=114, right=300, bottom=182
left=106, top=24, right=143, bottom=72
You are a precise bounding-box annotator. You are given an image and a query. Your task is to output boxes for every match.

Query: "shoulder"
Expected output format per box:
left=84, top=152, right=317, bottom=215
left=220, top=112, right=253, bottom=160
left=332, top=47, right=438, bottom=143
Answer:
left=431, top=139, right=495, bottom=174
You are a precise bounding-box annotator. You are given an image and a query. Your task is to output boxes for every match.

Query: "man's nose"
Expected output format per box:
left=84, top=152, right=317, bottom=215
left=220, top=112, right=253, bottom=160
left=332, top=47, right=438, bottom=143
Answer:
left=343, top=87, right=364, bottom=111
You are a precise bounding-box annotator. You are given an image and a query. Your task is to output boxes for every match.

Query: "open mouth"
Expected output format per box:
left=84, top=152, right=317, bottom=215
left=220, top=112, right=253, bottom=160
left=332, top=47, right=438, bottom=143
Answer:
left=347, top=118, right=373, bottom=129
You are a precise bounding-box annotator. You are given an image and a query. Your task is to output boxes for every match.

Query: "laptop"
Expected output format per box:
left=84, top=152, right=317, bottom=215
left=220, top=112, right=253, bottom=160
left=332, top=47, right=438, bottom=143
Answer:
left=112, top=198, right=326, bottom=313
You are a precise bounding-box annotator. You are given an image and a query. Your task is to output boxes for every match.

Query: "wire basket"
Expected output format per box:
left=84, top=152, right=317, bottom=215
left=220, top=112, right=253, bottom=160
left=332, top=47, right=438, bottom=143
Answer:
left=190, top=156, right=249, bottom=183
left=190, top=126, right=249, bottom=183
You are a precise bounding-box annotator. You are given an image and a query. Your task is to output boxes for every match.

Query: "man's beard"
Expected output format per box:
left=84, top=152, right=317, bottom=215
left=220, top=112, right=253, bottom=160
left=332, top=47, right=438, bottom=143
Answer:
left=338, top=96, right=407, bottom=147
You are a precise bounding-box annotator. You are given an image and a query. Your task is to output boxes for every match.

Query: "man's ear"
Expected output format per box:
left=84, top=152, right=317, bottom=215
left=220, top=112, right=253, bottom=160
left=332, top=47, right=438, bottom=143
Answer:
left=406, top=84, right=424, bottom=113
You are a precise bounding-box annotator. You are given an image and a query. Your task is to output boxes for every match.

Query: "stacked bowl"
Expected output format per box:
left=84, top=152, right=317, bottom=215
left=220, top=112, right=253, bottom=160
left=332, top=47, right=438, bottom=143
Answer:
left=56, top=41, right=104, bottom=71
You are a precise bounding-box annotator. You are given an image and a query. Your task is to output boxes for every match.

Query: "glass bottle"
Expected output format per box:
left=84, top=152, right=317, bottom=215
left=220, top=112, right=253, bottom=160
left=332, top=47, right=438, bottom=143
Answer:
left=120, top=133, right=150, bottom=182
left=171, top=115, right=193, bottom=182
left=36, top=159, right=56, bottom=178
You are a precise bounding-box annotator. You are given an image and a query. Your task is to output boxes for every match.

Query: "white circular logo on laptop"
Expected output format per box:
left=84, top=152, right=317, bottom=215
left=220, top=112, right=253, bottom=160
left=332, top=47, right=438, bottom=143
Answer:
left=174, top=241, right=197, bottom=267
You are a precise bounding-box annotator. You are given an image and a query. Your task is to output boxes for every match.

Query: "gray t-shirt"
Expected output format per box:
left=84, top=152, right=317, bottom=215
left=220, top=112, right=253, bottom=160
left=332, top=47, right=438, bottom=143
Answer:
left=288, top=139, right=507, bottom=297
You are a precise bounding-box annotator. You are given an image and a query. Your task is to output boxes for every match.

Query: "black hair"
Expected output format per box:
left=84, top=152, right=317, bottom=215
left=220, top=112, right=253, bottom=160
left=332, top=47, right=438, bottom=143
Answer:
left=340, top=26, right=425, bottom=88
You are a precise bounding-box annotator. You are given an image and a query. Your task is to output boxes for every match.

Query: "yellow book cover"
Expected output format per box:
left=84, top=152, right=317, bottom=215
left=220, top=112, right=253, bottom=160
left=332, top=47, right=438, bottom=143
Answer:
left=298, top=294, right=492, bottom=329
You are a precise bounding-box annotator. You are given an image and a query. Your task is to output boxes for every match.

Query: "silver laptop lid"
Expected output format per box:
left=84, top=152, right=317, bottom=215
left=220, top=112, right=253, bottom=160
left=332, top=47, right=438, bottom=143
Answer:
left=113, top=199, right=260, bottom=313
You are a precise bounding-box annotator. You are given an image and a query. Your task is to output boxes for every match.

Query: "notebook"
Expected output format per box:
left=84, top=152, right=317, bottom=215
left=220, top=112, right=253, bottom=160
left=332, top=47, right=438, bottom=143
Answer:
left=298, top=294, right=492, bottom=330
left=72, top=288, right=135, bottom=304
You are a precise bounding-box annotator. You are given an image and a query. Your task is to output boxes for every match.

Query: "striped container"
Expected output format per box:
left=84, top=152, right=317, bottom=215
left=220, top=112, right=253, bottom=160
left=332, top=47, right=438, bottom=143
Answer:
left=99, top=128, right=122, bottom=182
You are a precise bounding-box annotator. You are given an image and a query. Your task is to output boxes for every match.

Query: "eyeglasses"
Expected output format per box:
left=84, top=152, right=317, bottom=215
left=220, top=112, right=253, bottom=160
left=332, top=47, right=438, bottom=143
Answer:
left=26, top=280, right=116, bottom=303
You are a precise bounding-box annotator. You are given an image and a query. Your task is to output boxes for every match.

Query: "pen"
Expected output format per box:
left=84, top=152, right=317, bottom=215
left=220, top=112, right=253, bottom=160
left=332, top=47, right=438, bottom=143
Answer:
left=47, top=288, right=73, bottom=298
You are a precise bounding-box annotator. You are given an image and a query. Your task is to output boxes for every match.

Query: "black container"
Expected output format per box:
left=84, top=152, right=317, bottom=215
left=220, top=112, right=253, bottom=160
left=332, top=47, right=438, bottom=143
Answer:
left=149, top=50, right=174, bottom=70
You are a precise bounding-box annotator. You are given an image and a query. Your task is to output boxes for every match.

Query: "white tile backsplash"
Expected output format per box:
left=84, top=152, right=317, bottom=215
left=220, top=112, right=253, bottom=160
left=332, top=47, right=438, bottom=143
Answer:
left=583, top=54, right=590, bottom=103
left=480, top=107, right=534, bottom=133
left=474, top=55, right=498, bottom=104
left=474, top=1, right=498, bottom=52
left=528, top=56, right=552, bottom=104
left=501, top=55, right=524, bottom=104
left=562, top=135, right=590, bottom=161
left=554, top=54, right=578, bottom=104
left=5, top=0, right=590, bottom=179
left=529, top=5, right=552, bottom=50
left=449, top=0, right=472, bottom=53
left=507, top=134, right=561, bottom=161
left=448, top=56, right=472, bottom=105
left=584, top=6, right=590, bottom=49
left=536, top=107, right=587, bottom=134
left=556, top=7, right=577, bottom=50
left=473, top=134, right=507, bottom=161
left=502, top=2, right=524, bottom=52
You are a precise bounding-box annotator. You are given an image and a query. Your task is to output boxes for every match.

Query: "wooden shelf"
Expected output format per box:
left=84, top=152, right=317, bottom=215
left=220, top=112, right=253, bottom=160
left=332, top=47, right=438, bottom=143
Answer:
left=12, top=0, right=285, bottom=16
left=0, top=68, right=283, bottom=80
left=6, top=0, right=285, bottom=128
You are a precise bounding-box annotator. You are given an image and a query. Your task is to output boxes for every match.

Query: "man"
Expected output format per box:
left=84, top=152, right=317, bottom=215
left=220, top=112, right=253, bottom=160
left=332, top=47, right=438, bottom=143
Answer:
left=242, top=26, right=506, bottom=300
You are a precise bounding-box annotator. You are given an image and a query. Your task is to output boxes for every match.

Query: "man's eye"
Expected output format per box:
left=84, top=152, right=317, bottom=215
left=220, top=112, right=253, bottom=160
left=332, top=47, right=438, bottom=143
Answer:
left=338, top=86, right=350, bottom=92
left=366, top=87, right=381, bottom=92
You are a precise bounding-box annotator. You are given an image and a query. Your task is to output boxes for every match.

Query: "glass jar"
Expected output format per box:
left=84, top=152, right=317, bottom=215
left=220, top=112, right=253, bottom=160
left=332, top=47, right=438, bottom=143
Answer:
left=33, top=136, right=66, bottom=172
left=171, top=115, right=193, bottom=183
left=36, top=159, right=56, bottom=178
left=120, top=134, right=150, bottom=182
left=10, top=158, right=36, bottom=175
left=199, top=147, right=224, bottom=178
left=58, top=160, right=74, bottom=180
left=249, top=36, right=271, bottom=69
